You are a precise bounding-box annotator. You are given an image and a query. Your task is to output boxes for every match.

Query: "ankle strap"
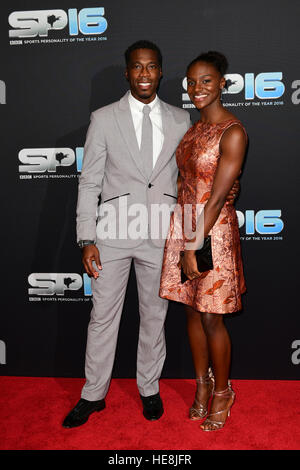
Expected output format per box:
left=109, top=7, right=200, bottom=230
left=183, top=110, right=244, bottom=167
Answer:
left=213, top=382, right=232, bottom=397
left=196, top=368, right=214, bottom=384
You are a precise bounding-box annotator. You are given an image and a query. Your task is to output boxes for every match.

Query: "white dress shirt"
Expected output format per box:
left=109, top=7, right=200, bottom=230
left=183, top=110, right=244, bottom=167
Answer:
left=128, top=92, right=164, bottom=169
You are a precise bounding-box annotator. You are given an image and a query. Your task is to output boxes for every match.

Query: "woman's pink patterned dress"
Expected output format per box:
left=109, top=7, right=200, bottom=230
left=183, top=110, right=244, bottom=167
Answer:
left=159, top=119, right=247, bottom=314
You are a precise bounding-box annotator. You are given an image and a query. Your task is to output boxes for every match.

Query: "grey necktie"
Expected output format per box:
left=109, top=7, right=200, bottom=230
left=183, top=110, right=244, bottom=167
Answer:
left=140, top=104, right=153, bottom=179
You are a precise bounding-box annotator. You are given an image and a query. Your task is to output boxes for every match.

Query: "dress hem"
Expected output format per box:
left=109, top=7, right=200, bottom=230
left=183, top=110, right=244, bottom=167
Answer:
left=159, top=289, right=246, bottom=315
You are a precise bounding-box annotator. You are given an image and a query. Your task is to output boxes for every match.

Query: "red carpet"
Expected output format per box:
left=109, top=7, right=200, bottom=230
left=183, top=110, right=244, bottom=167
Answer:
left=0, top=377, right=299, bottom=450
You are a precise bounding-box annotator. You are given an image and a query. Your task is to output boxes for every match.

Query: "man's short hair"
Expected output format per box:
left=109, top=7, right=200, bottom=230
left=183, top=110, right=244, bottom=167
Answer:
left=124, top=40, right=162, bottom=68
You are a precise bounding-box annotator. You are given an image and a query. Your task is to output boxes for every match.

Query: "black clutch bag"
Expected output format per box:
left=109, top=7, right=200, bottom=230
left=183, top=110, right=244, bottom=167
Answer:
left=180, top=236, right=213, bottom=284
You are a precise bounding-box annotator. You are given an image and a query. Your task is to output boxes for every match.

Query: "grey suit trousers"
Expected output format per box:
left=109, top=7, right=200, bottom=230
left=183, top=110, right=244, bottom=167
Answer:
left=81, top=238, right=168, bottom=400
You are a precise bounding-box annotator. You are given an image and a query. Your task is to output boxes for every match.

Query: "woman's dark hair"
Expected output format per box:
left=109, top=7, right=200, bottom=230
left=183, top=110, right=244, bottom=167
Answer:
left=125, top=40, right=162, bottom=68
left=187, top=51, right=228, bottom=77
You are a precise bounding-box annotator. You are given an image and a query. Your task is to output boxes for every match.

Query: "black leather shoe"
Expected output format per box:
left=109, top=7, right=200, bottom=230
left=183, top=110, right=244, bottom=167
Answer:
left=140, top=393, right=164, bottom=421
left=62, top=398, right=105, bottom=428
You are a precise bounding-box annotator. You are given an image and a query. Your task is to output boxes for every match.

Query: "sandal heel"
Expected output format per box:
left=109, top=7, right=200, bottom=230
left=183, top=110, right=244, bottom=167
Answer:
left=200, top=381, right=235, bottom=431
left=189, top=368, right=215, bottom=421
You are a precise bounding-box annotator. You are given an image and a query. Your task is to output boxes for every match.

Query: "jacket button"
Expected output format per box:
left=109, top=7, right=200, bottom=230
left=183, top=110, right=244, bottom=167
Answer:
left=148, top=183, right=153, bottom=188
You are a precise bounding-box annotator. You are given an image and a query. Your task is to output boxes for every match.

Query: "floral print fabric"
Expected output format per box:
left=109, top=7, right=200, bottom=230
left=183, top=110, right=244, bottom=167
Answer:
left=159, top=119, right=247, bottom=314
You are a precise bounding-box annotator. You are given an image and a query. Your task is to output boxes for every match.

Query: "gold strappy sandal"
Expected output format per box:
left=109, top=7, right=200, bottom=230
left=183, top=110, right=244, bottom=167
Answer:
left=189, top=368, right=215, bottom=421
left=200, top=381, right=235, bottom=431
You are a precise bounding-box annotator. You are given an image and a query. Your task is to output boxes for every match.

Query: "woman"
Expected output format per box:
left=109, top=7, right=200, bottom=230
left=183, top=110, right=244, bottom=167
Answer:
left=159, top=51, right=247, bottom=431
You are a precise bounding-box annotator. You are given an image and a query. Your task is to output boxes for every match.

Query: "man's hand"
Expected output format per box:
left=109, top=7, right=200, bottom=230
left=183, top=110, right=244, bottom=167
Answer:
left=226, top=179, right=240, bottom=205
left=82, top=244, right=102, bottom=279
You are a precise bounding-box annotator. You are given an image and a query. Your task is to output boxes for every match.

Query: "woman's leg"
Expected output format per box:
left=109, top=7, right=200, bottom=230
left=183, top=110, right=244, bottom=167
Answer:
left=185, top=306, right=213, bottom=418
left=185, top=306, right=210, bottom=376
left=200, top=312, right=231, bottom=391
left=200, top=312, right=234, bottom=430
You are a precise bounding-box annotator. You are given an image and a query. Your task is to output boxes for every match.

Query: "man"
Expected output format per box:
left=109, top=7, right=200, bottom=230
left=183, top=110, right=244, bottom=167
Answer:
left=63, top=40, right=237, bottom=428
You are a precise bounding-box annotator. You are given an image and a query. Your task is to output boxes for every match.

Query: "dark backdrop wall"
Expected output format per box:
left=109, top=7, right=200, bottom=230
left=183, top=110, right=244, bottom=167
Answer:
left=1, top=0, right=299, bottom=380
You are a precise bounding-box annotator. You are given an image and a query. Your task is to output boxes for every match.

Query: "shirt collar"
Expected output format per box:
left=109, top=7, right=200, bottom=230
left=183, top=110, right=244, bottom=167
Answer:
left=128, top=91, right=160, bottom=113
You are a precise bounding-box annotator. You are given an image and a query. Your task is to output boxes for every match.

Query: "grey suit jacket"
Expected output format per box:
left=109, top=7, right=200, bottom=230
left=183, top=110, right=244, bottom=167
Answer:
left=76, top=91, right=191, bottom=248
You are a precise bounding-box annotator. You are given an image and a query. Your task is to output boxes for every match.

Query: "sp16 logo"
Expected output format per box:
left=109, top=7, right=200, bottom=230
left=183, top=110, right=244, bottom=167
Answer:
left=0, top=80, right=6, bottom=104
left=236, top=210, right=284, bottom=235
left=18, top=148, right=83, bottom=173
left=9, top=7, right=107, bottom=38
left=28, top=273, right=92, bottom=296
left=182, top=72, right=285, bottom=101
left=0, top=340, right=6, bottom=365
left=223, top=73, right=285, bottom=99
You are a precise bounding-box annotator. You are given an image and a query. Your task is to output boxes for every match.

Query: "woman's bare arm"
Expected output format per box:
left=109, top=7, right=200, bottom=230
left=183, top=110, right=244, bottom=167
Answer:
left=182, top=124, right=247, bottom=279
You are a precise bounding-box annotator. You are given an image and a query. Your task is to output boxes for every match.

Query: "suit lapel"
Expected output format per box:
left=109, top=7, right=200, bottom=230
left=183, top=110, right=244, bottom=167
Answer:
left=114, top=91, right=147, bottom=181
left=150, top=100, right=174, bottom=181
left=114, top=93, right=177, bottom=182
